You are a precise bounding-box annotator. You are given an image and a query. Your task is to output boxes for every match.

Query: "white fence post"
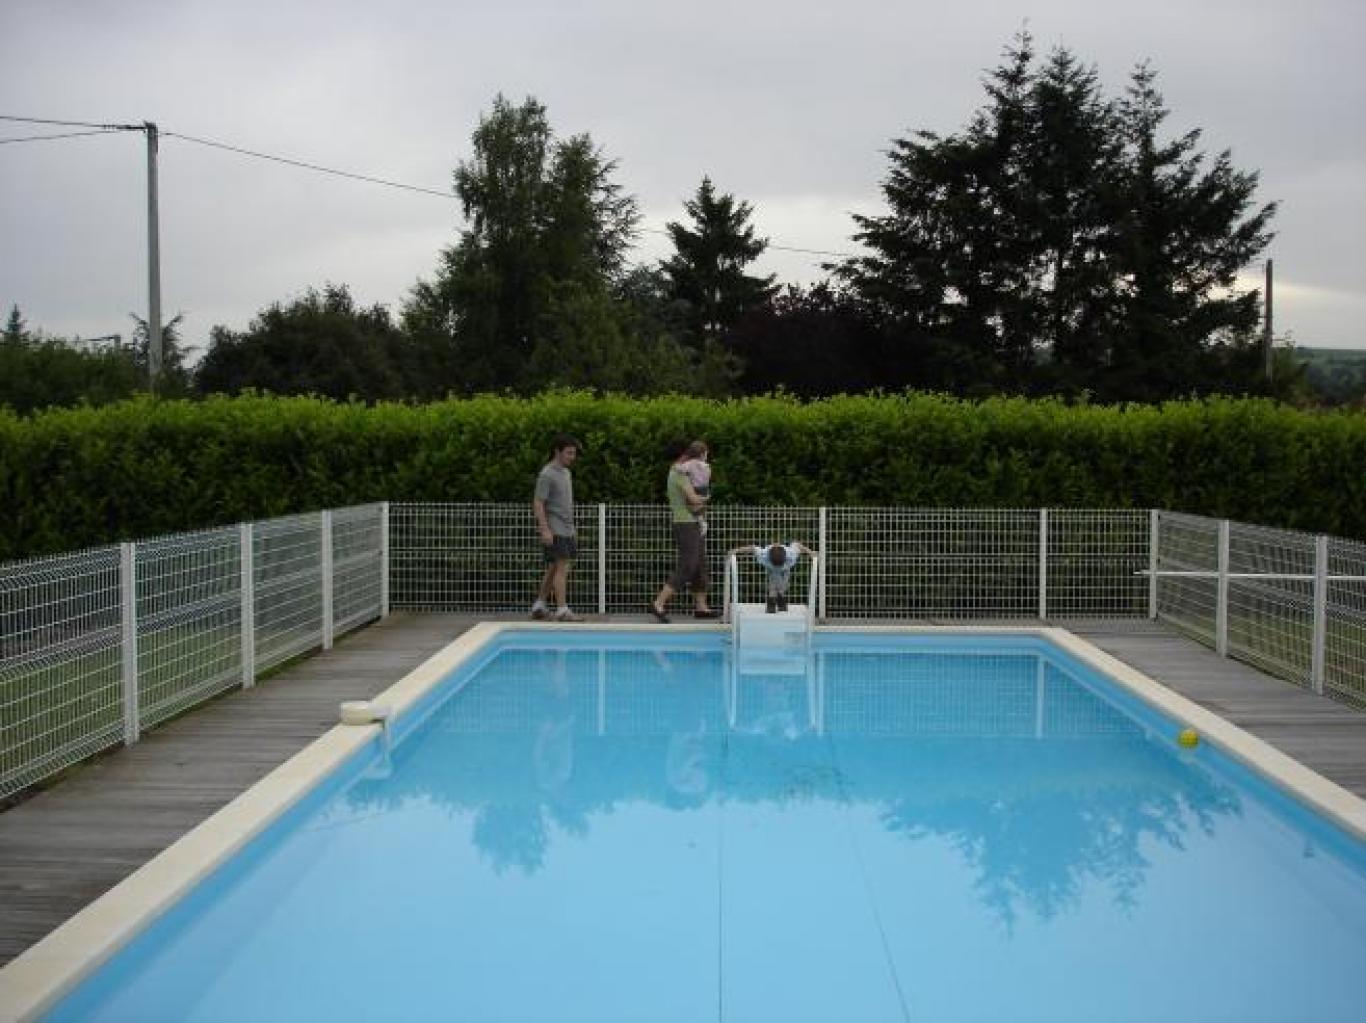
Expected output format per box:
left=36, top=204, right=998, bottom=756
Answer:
left=1215, top=519, right=1230, bottom=656
left=321, top=510, right=334, bottom=651
left=597, top=503, right=607, bottom=616
left=240, top=522, right=255, bottom=688
left=380, top=502, right=390, bottom=619
left=120, top=542, right=140, bottom=745
left=1148, top=509, right=1160, bottom=620
left=1312, top=534, right=1328, bottom=695
left=1038, top=508, right=1049, bottom=620
left=818, top=506, right=828, bottom=622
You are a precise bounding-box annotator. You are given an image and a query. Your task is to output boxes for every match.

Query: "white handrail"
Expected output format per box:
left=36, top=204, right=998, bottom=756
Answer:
left=805, top=554, right=819, bottom=657
left=725, top=552, right=740, bottom=729
left=806, top=554, right=819, bottom=629
left=724, top=552, right=739, bottom=625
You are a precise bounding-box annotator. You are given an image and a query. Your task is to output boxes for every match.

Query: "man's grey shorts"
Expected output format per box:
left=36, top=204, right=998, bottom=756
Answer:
left=544, top=535, right=578, bottom=563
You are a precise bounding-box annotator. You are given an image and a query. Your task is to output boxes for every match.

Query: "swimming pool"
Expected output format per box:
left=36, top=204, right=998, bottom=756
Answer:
left=16, top=628, right=1366, bottom=1021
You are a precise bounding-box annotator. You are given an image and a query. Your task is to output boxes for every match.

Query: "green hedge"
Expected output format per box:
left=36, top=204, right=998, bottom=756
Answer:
left=3, top=392, right=1364, bottom=560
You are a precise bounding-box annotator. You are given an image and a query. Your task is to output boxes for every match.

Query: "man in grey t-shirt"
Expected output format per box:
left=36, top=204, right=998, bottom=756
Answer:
left=531, top=434, right=581, bottom=622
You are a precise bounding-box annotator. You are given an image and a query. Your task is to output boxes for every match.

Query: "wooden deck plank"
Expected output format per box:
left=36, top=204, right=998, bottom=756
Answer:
left=1, top=612, right=1363, bottom=968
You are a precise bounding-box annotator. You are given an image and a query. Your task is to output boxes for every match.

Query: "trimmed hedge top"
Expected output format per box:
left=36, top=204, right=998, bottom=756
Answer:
left=3, top=392, right=1363, bottom=560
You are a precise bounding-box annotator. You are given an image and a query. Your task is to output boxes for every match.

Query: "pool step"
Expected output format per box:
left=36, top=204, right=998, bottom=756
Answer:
left=733, top=602, right=810, bottom=675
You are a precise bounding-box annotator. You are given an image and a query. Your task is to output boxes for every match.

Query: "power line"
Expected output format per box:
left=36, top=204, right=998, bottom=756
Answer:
left=0, top=129, right=125, bottom=145
left=163, top=131, right=456, bottom=199
left=0, top=114, right=141, bottom=131
left=2, top=115, right=859, bottom=262
left=162, top=130, right=858, bottom=259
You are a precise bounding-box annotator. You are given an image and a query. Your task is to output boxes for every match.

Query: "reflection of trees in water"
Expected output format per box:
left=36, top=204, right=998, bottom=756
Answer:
left=346, top=731, right=1242, bottom=916
left=470, top=798, right=592, bottom=875
left=471, top=803, right=548, bottom=874
left=874, top=739, right=1242, bottom=930
left=340, top=646, right=1245, bottom=915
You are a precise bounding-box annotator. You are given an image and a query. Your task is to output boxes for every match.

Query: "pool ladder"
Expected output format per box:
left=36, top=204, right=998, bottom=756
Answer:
left=724, top=553, right=823, bottom=733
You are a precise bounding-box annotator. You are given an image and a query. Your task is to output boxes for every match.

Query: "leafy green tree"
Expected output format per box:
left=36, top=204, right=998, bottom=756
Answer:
left=524, top=281, right=674, bottom=393
left=661, top=176, right=777, bottom=342
left=0, top=328, right=142, bottom=414
left=840, top=32, right=1275, bottom=400
left=196, top=285, right=412, bottom=400
left=609, top=266, right=743, bottom=396
left=404, top=95, right=639, bottom=394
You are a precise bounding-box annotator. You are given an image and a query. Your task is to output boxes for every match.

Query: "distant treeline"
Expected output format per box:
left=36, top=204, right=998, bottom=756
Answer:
left=3, top=393, right=1364, bottom=561
left=1295, top=348, right=1366, bottom=406
left=4, top=32, right=1306, bottom=414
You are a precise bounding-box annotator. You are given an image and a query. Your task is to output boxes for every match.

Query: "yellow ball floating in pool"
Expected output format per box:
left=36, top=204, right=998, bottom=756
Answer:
left=1178, top=728, right=1200, bottom=748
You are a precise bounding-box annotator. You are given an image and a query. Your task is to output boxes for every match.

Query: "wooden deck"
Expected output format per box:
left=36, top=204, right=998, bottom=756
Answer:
left=2, top=613, right=1364, bottom=967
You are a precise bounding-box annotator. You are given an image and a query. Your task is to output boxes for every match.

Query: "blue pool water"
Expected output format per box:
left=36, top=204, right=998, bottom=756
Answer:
left=47, top=633, right=1366, bottom=1022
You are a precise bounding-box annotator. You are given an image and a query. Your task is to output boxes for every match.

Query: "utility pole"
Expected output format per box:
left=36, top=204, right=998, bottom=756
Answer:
left=1262, top=258, right=1274, bottom=383
left=144, top=121, right=162, bottom=392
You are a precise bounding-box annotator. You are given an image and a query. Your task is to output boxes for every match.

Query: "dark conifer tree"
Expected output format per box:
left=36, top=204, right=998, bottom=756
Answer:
left=1099, top=64, right=1276, bottom=399
left=661, top=176, right=777, bottom=342
left=840, top=32, right=1275, bottom=400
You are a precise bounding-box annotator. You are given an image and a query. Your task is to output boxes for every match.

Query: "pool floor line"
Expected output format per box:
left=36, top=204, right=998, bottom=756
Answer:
left=715, top=725, right=728, bottom=1023
left=827, top=730, right=914, bottom=1023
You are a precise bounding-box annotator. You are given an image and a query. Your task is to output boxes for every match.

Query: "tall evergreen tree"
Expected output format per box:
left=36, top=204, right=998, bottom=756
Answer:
left=1099, top=64, right=1276, bottom=399
left=1021, top=47, right=1123, bottom=383
left=3, top=304, right=28, bottom=345
left=840, top=33, right=1275, bottom=400
left=661, top=176, right=777, bottom=341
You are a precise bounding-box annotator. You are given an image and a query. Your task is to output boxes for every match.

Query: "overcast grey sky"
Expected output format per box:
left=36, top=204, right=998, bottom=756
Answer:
left=3, top=0, right=1364, bottom=354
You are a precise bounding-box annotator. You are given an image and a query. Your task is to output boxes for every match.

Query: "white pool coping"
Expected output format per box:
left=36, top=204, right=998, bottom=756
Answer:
left=1, top=622, right=1363, bottom=1022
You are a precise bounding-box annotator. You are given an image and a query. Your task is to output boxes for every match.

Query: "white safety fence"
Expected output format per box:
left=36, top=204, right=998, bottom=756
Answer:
left=1, top=504, right=386, bottom=799
left=1153, top=511, right=1366, bottom=708
left=389, top=504, right=1152, bottom=619
left=389, top=503, right=1364, bottom=704
left=4, top=502, right=1364, bottom=799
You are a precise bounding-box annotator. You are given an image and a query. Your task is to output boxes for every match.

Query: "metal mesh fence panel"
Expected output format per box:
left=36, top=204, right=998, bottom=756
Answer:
left=390, top=504, right=824, bottom=614
left=603, top=505, right=821, bottom=613
left=332, top=504, right=384, bottom=636
left=1327, top=537, right=1366, bottom=708
left=825, top=508, right=1039, bottom=618
left=2, top=506, right=386, bottom=798
left=1, top=546, right=124, bottom=798
left=1045, top=510, right=1149, bottom=616
left=601, top=504, right=671, bottom=614
left=1155, top=512, right=1219, bottom=644
left=254, top=513, right=324, bottom=673
left=1225, top=522, right=1315, bottom=686
left=6, top=499, right=1365, bottom=800
left=389, top=503, right=598, bottom=613
left=390, top=506, right=1152, bottom=619
left=136, top=527, right=243, bottom=729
